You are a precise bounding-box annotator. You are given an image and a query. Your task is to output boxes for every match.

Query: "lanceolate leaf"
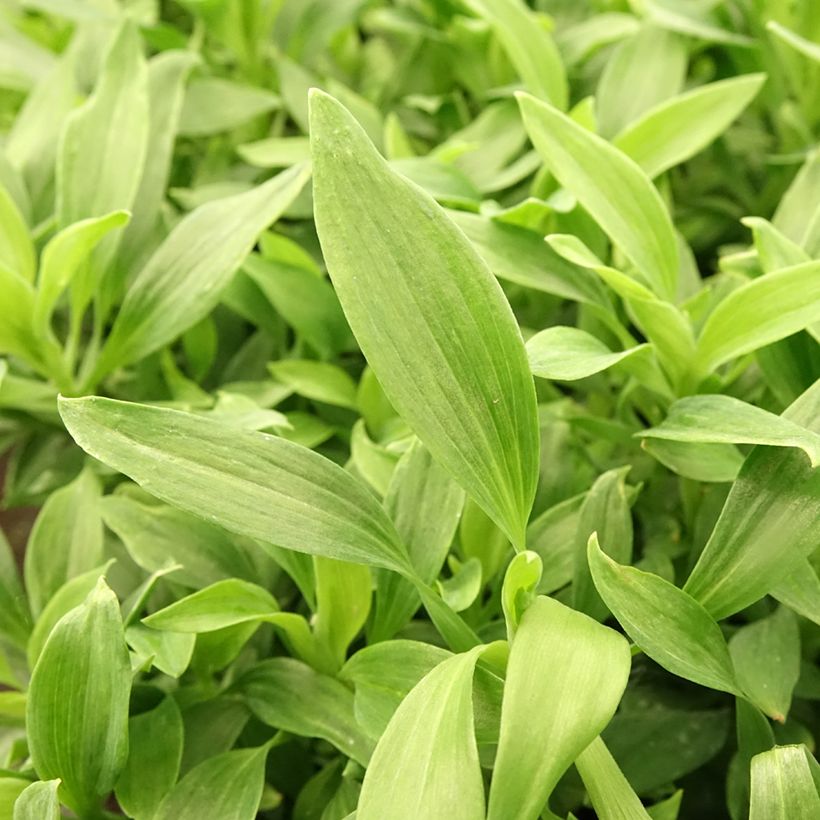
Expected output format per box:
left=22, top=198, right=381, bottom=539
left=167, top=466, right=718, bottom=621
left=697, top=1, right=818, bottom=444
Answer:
left=357, top=647, right=487, bottom=820
left=694, top=261, right=820, bottom=376
left=59, top=397, right=412, bottom=574
left=92, top=164, right=310, bottom=383
left=55, top=22, right=148, bottom=286
left=310, top=90, right=539, bottom=549
left=575, top=737, right=652, bottom=820
left=527, top=326, right=650, bottom=381
left=115, top=696, right=184, bottom=820
left=152, top=745, right=270, bottom=820
left=749, top=745, right=820, bottom=820
left=239, top=658, right=374, bottom=765
left=34, top=210, right=130, bottom=335
left=12, top=779, right=61, bottom=820
left=588, top=535, right=742, bottom=696
left=614, top=74, right=766, bottom=178
left=684, top=379, right=820, bottom=619
left=487, top=596, right=631, bottom=820
left=466, top=0, right=568, bottom=109
left=27, top=579, right=131, bottom=816
left=517, top=92, right=678, bottom=300
left=640, top=394, right=820, bottom=467
left=371, top=441, right=465, bottom=642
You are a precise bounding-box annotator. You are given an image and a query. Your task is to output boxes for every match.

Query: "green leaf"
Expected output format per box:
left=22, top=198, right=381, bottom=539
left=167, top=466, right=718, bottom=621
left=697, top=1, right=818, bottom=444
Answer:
left=466, top=0, right=568, bottom=109
left=93, top=164, right=310, bottom=382
left=729, top=608, right=801, bottom=722
left=641, top=438, right=744, bottom=483
left=575, top=737, right=651, bottom=820
left=371, top=441, right=465, bottom=642
left=59, top=396, right=411, bottom=574
left=313, top=557, right=372, bottom=671
left=27, top=579, right=131, bottom=816
left=0, top=264, right=40, bottom=366
left=115, top=696, right=184, bottom=820
left=243, top=252, right=351, bottom=359
left=767, top=21, right=820, bottom=64
left=56, top=22, right=148, bottom=285
left=268, top=359, right=357, bottom=409
left=357, top=647, right=487, bottom=820
left=487, top=596, right=631, bottom=819
left=640, top=395, right=820, bottom=467
left=24, top=467, right=103, bottom=617
left=614, top=74, right=766, bottom=178
left=0, top=527, right=30, bottom=651
left=34, top=210, right=130, bottom=335
left=448, top=210, right=607, bottom=305
left=341, top=640, right=450, bottom=739
left=27, top=562, right=114, bottom=669
left=573, top=468, right=633, bottom=621
left=770, top=560, right=820, bottom=627
left=527, top=326, right=650, bottom=381
left=178, top=77, right=280, bottom=136
left=126, top=625, right=195, bottom=679
left=501, top=550, right=541, bottom=640
left=595, top=25, right=686, bottom=138
left=694, top=262, right=820, bottom=375
left=239, top=658, right=374, bottom=765
left=518, top=92, right=679, bottom=300
left=310, top=90, right=539, bottom=549
left=101, top=495, right=260, bottom=589
left=12, top=779, right=60, bottom=820
left=144, top=579, right=280, bottom=632
left=0, top=180, right=34, bottom=282
left=587, top=535, right=742, bottom=696
left=116, top=50, right=200, bottom=281
left=684, top=379, right=820, bottom=618
left=153, top=745, right=270, bottom=820
left=749, top=745, right=820, bottom=820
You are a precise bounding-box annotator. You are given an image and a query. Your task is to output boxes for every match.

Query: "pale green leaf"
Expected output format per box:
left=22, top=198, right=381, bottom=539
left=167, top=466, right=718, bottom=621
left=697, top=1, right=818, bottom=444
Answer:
left=640, top=395, right=820, bottom=467
left=178, top=78, right=280, bottom=136
left=684, top=379, right=820, bottom=618
left=59, top=397, right=411, bottom=574
left=518, top=93, right=678, bottom=300
left=93, top=164, right=310, bottom=382
left=24, top=468, right=103, bottom=617
left=527, top=326, right=650, bottom=381
left=487, top=596, right=631, bottom=819
left=729, top=608, right=801, bottom=722
left=767, top=21, right=820, bottom=64
left=575, top=737, right=651, bottom=820
left=371, top=441, right=465, bottom=642
left=268, top=359, right=357, bottom=409
left=310, top=90, right=539, bottom=549
left=0, top=180, right=34, bottom=282
left=239, top=657, right=374, bottom=765
left=357, top=647, right=486, bottom=820
left=144, top=579, right=279, bottom=632
left=27, top=579, right=131, bottom=816
left=694, top=261, right=820, bottom=375
left=34, top=210, right=130, bottom=334
left=466, top=0, right=568, bottom=109
left=587, top=535, right=742, bottom=696
left=115, top=696, right=183, bottom=820
left=595, top=25, right=686, bottom=138
left=750, top=745, right=820, bottom=820
left=614, top=74, right=765, bottom=178
left=12, top=779, right=60, bottom=820
left=153, top=745, right=270, bottom=820
left=56, top=22, right=148, bottom=288
left=0, top=526, right=30, bottom=651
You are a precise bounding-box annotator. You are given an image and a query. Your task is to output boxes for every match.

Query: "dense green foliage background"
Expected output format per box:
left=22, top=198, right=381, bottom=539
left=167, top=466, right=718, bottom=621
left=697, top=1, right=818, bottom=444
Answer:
left=0, top=1, right=819, bottom=818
